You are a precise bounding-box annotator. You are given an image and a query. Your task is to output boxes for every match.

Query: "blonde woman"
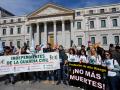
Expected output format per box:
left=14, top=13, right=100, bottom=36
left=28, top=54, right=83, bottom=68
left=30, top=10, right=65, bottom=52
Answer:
left=88, top=48, right=102, bottom=65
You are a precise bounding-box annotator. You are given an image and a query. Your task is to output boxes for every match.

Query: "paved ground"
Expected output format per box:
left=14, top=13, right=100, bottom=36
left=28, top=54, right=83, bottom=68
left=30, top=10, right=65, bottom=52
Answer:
left=0, top=81, right=83, bottom=90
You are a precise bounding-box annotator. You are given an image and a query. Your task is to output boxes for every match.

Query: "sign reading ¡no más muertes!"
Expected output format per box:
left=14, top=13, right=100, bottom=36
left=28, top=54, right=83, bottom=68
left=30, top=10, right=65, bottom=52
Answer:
left=68, top=62, right=108, bottom=90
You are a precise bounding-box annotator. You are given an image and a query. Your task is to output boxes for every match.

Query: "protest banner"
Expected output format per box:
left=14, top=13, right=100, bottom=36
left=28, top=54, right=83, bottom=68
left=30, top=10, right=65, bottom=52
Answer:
left=69, top=62, right=107, bottom=90
left=0, top=52, right=60, bottom=75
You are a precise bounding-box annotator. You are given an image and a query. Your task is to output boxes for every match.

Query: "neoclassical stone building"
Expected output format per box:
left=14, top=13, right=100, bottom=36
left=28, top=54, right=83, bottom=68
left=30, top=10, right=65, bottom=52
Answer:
left=0, top=3, right=120, bottom=49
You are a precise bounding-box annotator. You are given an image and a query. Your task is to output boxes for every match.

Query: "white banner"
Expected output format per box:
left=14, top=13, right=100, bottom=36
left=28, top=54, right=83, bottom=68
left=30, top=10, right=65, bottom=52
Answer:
left=0, top=52, right=60, bottom=75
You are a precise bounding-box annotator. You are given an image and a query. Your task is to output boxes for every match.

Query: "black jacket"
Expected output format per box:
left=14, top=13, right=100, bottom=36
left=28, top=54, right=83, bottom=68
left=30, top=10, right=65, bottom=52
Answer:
left=43, top=48, right=53, bottom=53
left=59, top=49, right=68, bottom=64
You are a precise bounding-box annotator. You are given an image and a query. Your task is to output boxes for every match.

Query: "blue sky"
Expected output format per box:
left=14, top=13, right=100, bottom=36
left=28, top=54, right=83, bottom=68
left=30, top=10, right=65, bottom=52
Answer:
left=0, top=0, right=120, bottom=15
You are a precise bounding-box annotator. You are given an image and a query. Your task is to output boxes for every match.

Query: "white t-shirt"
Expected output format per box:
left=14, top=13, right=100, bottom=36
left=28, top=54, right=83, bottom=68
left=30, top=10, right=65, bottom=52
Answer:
left=96, top=55, right=102, bottom=65
left=79, top=55, right=88, bottom=63
left=103, top=59, right=119, bottom=77
left=68, top=54, right=79, bottom=62
left=88, top=55, right=101, bottom=65
left=88, top=55, right=97, bottom=64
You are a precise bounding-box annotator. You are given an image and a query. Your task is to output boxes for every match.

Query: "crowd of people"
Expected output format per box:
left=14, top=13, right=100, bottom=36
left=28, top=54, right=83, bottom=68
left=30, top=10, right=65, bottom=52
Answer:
left=0, top=42, right=120, bottom=90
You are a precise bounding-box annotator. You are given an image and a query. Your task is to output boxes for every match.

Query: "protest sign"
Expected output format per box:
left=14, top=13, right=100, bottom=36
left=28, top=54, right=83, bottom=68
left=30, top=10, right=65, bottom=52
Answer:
left=0, top=52, right=60, bottom=75
left=69, top=62, right=107, bottom=90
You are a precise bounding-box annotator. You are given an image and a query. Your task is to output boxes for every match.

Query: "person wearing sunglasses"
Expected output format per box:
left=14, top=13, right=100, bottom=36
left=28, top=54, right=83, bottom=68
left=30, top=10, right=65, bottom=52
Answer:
left=102, top=50, right=120, bottom=90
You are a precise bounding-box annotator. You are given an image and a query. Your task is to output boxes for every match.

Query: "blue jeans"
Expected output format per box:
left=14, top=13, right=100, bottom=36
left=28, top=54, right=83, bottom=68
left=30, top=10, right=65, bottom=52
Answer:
left=5, top=74, right=16, bottom=84
left=107, top=76, right=119, bottom=90
left=46, top=71, right=54, bottom=81
left=57, top=63, right=68, bottom=82
left=32, top=72, right=41, bottom=81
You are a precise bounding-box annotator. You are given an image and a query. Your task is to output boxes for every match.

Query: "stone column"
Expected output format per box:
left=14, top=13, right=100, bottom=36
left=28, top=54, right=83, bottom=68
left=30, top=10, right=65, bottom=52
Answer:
left=53, top=21, right=57, bottom=45
left=62, top=20, right=65, bottom=47
left=30, top=23, right=35, bottom=52
left=44, top=22, right=47, bottom=45
left=36, top=23, right=40, bottom=45
left=70, top=20, right=74, bottom=47
left=30, top=24, right=32, bottom=46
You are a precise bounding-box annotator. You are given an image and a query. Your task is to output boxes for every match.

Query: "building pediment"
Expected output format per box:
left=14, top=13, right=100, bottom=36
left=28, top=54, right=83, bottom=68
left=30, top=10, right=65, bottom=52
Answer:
left=27, top=3, right=74, bottom=19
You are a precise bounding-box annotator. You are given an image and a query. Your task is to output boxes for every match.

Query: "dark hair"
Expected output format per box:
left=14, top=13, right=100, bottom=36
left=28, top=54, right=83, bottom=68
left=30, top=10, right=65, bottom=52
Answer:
left=81, top=45, right=85, bottom=48
left=80, top=49, right=86, bottom=55
left=69, top=48, right=75, bottom=55
left=22, top=46, right=27, bottom=51
left=77, top=49, right=87, bottom=57
left=109, top=44, right=114, bottom=47
left=47, top=43, right=51, bottom=46
left=115, top=45, right=120, bottom=50
left=5, top=46, right=11, bottom=50
left=97, top=47, right=104, bottom=55
left=97, top=47, right=105, bottom=60
left=4, top=46, right=12, bottom=54
left=104, top=50, right=112, bottom=59
left=59, top=45, right=63, bottom=49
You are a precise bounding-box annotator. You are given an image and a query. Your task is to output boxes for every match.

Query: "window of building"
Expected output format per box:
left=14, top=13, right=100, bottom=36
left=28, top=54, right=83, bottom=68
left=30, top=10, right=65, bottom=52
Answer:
left=17, top=27, right=21, bottom=34
left=76, top=12, right=81, bottom=16
left=3, top=20, right=6, bottom=24
left=101, top=20, right=106, bottom=28
left=78, top=38, right=82, bottom=46
left=27, top=27, right=30, bottom=33
left=102, top=36, right=107, bottom=45
left=114, top=36, right=119, bottom=44
left=90, top=21, right=94, bottom=28
left=18, top=18, right=21, bottom=22
left=91, top=37, right=95, bottom=44
left=10, top=28, right=13, bottom=35
left=100, top=9, right=105, bottom=13
left=10, top=19, right=13, bottom=23
left=89, top=10, right=93, bottom=14
left=65, top=21, right=70, bottom=30
left=112, top=8, right=116, bottom=12
left=112, top=19, right=118, bottom=27
left=77, top=22, right=81, bottom=29
left=17, top=41, right=20, bottom=47
left=3, top=29, right=6, bottom=35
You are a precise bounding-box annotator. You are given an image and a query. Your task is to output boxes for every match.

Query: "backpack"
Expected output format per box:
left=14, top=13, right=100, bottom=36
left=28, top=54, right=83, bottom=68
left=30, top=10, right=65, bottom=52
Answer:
left=113, top=59, right=120, bottom=77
